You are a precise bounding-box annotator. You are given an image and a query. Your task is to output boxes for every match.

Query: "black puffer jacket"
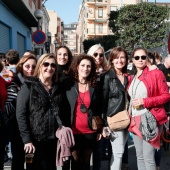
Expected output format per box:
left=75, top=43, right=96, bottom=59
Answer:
left=16, top=77, right=64, bottom=144
left=102, top=69, right=128, bottom=122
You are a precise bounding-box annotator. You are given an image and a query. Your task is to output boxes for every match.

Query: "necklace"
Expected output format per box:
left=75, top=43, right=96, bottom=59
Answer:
left=116, top=72, right=123, bottom=76
left=79, top=81, right=87, bottom=85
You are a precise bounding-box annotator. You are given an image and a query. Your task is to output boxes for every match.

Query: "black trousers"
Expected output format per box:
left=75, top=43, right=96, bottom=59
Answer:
left=31, top=139, right=57, bottom=170
left=11, top=131, right=25, bottom=170
left=0, top=126, right=8, bottom=170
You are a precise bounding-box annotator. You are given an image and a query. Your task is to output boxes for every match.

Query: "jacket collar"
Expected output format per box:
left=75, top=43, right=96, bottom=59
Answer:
left=108, top=69, right=127, bottom=91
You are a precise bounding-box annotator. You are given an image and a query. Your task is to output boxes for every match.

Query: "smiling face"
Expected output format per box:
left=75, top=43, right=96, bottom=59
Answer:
left=92, top=48, right=104, bottom=66
left=77, top=59, right=92, bottom=80
left=132, top=49, right=148, bottom=70
left=57, top=47, right=69, bottom=65
left=112, top=51, right=126, bottom=72
left=22, top=59, right=36, bottom=77
left=39, top=58, right=57, bottom=81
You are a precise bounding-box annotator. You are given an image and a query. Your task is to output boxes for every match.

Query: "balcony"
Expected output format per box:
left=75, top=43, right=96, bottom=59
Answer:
left=95, top=18, right=108, bottom=22
left=95, top=0, right=107, bottom=6
left=87, top=28, right=108, bottom=37
left=87, top=0, right=95, bottom=4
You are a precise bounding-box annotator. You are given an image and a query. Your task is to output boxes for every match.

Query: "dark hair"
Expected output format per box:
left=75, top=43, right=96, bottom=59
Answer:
left=69, top=54, right=97, bottom=87
left=6, top=49, right=20, bottom=65
left=0, top=60, right=3, bottom=72
left=56, top=45, right=73, bottom=74
left=131, top=47, right=148, bottom=75
left=148, top=52, right=156, bottom=65
left=16, top=54, right=37, bottom=76
left=107, top=46, right=128, bottom=73
left=153, top=51, right=162, bottom=62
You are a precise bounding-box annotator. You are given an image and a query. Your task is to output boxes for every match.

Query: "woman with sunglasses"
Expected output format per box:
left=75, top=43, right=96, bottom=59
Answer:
left=16, top=54, right=64, bottom=170
left=128, top=47, right=170, bottom=170
left=4, top=54, right=37, bottom=170
left=102, top=46, right=129, bottom=170
left=87, top=44, right=108, bottom=170
left=56, top=45, right=73, bottom=170
left=66, top=54, right=102, bottom=170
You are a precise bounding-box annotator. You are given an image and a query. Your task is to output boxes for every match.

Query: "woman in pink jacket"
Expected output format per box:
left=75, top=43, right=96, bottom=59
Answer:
left=128, top=47, right=170, bottom=170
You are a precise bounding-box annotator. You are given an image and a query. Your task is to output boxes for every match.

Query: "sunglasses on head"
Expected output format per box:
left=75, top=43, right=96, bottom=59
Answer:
left=43, top=62, right=57, bottom=68
left=93, top=53, right=104, bottom=58
left=24, top=65, right=36, bottom=69
left=133, top=55, right=147, bottom=60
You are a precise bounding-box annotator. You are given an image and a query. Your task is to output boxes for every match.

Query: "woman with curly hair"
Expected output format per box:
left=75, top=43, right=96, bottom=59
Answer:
left=66, top=54, right=102, bottom=170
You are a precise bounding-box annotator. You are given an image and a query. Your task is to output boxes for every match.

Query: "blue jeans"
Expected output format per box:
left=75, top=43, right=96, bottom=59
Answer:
left=132, top=133, right=156, bottom=170
left=110, top=129, right=129, bottom=170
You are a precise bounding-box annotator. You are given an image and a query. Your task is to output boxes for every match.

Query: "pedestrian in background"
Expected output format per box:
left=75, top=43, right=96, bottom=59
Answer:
left=0, top=60, right=8, bottom=170
left=128, top=47, right=170, bottom=170
left=87, top=44, right=108, bottom=170
left=66, top=54, right=102, bottom=170
left=5, top=54, right=37, bottom=170
left=16, top=54, right=64, bottom=170
left=153, top=51, right=162, bottom=67
left=102, top=46, right=129, bottom=170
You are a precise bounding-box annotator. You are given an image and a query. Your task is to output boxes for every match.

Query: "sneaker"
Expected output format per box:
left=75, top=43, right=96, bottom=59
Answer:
left=4, top=158, right=11, bottom=167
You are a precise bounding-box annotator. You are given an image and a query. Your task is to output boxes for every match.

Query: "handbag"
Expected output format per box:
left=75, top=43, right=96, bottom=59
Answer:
left=107, top=110, right=130, bottom=131
left=92, top=116, right=103, bottom=130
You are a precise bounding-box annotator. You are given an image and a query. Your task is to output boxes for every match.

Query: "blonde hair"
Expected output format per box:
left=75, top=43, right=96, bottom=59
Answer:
left=87, top=44, right=107, bottom=71
left=33, top=53, right=58, bottom=82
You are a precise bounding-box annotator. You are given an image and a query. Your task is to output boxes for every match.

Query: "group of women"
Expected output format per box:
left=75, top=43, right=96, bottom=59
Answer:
left=0, top=44, right=170, bottom=170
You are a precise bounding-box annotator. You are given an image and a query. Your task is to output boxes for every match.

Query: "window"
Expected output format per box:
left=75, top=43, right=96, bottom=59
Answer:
left=98, top=24, right=103, bottom=33
left=98, top=8, right=103, bottom=18
left=110, top=6, right=117, bottom=11
left=97, top=0, right=102, bottom=2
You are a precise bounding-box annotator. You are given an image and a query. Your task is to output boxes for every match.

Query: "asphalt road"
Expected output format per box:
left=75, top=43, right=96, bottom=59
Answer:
left=4, top=138, right=170, bottom=170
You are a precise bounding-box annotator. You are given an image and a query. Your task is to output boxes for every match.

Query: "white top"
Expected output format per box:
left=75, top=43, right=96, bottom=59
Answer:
left=128, top=77, right=148, bottom=116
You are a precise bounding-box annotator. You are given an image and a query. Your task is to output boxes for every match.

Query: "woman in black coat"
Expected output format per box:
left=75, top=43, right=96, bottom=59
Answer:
left=16, top=54, right=64, bottom=170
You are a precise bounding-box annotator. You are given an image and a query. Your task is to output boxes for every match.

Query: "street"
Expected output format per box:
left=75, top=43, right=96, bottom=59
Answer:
left=4, top=137, right=170, bottom=170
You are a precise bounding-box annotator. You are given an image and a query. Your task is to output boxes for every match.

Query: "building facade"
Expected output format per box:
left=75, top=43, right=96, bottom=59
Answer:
left=76, top=0, right=147, bottom=54
left=64, top=22, right=77, bottom=55
left=0, top=0, right=44, bottom=57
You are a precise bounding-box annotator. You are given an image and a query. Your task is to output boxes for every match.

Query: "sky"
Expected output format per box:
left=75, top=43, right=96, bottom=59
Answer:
left=45, top=0, right=170, bottom=24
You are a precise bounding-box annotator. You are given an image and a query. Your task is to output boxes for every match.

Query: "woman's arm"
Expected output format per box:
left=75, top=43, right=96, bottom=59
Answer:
left=16, top=83, right=32, bottom=144
left=143, top=71, right=170, bottom=108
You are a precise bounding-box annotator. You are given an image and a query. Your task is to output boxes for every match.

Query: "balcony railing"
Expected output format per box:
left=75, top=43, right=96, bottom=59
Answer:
left=87, top=28, right=108, bottom=35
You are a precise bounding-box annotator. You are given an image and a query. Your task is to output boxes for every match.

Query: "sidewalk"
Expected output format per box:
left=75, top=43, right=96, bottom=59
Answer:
left=4, top=139, right=170, bottom=170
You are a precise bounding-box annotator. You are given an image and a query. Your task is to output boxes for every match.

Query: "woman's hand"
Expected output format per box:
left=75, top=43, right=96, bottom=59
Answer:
left=102, top=127, right=110, bottom=138
left=24, top=143, right=35, bottom=153
left=131, top=97, right=144, bottom=109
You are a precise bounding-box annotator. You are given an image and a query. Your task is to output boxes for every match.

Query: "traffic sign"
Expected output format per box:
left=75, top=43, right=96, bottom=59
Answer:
left=32, top=30, right=46, bottom=44
left=34, top=44, right=44, bottom=49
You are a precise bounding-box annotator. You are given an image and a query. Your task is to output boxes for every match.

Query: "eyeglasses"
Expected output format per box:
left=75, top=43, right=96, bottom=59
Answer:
left=93, top=53, right=104, bottom=58
left=24, top=65, right=36, bottom=69
left=42, top=62, right=57, bottom=68
left=133, top=55, right=147, bottom=60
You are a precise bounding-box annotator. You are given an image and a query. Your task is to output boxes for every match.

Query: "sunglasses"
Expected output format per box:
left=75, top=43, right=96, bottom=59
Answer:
left=43, top=62, right=57, bottom=68
left=133, top=55, right=147, bottom=60
left=93, top=53, right=104, bottom=58
left=24, top=65, right=36, bottom=69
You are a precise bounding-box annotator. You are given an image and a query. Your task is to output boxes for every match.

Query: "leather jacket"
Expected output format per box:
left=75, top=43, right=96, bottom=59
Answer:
left=16, top=77, right=64, bottom=144
left=102, top=69, right=128, bottom=119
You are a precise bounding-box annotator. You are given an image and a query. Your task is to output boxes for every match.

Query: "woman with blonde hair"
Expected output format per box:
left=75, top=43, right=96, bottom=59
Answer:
left=87, top=44, right=107, bottom=73
left=87, top=44, right=107, bottom=170
left=16, top=54, right=64, bottom=170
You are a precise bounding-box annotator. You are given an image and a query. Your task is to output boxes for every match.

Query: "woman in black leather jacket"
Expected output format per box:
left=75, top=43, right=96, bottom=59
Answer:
left=66, top=54, right=102, bottom=170
left=16, top=54, right=64, bottom=170
left=102, top=47, right=129, bottom=170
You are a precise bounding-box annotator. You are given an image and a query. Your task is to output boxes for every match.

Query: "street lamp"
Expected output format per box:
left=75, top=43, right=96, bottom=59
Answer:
left=34, top=9, right=43, bottom=57
left=34, top=9, right=43, bottom=30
